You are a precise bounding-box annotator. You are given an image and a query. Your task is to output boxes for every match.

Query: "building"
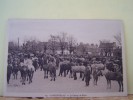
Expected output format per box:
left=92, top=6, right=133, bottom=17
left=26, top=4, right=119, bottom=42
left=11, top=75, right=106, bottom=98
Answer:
left=99, top=42, right=116, bottom=57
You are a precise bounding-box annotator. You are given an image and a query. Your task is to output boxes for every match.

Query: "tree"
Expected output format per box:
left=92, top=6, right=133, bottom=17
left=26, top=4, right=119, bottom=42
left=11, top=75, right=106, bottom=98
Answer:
left=114, top=33, right=121, bottom=46
left=67, top=35, right=77, bottom=54
left=22, top=40, right=38, bottom=53
left=43, top=42, right=48, bottom=53
left=57, top=32, right=68, bottom=55
left=48, top=35, right=58, bottom=54
left=8, top=41, right=18, bottom=52
left=77, top=42, right=88, bottom=55
left=99, top=39, right=110, bottom=43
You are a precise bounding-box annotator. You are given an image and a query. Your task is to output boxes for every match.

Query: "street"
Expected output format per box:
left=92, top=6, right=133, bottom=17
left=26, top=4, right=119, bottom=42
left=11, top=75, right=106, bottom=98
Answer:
left=7, top=68, right=120, bottom=93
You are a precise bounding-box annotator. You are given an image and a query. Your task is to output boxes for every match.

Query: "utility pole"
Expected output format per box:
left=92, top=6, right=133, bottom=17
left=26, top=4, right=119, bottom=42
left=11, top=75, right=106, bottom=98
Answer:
left=18, top=38, right=19, bottom=50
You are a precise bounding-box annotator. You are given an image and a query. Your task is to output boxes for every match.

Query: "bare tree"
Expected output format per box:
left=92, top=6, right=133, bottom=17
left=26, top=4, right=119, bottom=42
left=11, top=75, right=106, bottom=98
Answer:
left=22, top=37, right=38, bottom=53
left=8, top=41, right=18, bottom=52
left=99, top=39, right=110, bottom=43
left=48, top=35, right=58, bottom=54
left=114, top=33, right=121, bottom=46
left=23, top=40, right=38, bottom=53
left=58, top=32, right=68, bottom=55
left=77, top=42, right=88, bottom=55
left=67, top=35, right=77, bottom=54
left=43, top=42, right=47, bottom=53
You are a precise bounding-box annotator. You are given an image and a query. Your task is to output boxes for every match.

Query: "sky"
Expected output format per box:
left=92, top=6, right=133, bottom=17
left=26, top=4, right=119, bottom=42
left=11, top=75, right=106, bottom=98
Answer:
left=8, top=19, right=123, bottom=45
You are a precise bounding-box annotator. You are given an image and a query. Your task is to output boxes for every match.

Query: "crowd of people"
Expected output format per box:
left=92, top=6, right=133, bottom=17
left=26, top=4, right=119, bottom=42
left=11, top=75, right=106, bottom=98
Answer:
left=7, top=50, right=123, bottom=92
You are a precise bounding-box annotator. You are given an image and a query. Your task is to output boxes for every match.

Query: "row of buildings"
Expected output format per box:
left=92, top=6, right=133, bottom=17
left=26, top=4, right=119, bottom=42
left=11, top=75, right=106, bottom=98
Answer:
left=9, top=40, right=122, bottom=58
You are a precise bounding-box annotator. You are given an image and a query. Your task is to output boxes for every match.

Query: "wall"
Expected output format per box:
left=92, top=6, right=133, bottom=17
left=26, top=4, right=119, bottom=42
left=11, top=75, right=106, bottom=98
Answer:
left=0, top=0, right=133, bottom=95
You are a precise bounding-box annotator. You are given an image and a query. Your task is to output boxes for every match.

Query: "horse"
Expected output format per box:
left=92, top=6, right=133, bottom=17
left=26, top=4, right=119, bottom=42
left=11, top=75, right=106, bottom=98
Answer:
left=106, top=62, right=115, bottom=72
left=102, top=68, right=123, bottom=92
left=84, top=66, right=91, bottom=86
left=43, top=64, right=49, bottom=79
left=58, top=61, right=73, bottom=77
left=38, top=57, right=43, bottom=71
left=32, top=58, right=39, bottom=71
left=91, top=63, right=105, bottom=72
left=27, top=65, right=35, bottom=84
left=20, top=65, right=28, bottom=85
left=7, top=64, right=13, bottom=84
left=92, top=67, right=103, bottom=86
left=23, top=58, right=35, bottom=84
left=47, top=62, right=56, bottom=81
left=43, top=56, right=49, bottom=79
left=71, top=65, right=86, bottom=80
left=12, top=62, right=19, bottom=80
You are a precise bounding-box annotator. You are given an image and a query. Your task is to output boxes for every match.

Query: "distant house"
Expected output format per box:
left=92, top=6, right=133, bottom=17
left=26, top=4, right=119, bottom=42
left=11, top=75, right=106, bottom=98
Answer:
left=56, top=49, right=69, bottom=55
left=99, top=42, right=116, bottom=57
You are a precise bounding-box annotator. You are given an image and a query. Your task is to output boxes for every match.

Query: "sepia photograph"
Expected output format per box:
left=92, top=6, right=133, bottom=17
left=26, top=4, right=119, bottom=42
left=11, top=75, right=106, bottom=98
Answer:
left=4, top=19, right=127, bottom=97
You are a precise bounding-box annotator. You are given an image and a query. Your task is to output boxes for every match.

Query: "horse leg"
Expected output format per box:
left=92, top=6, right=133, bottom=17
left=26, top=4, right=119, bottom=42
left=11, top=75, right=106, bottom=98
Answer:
left=21, top=75, right=24, bottom=85
left=55, top=69, right=56, bottom=78
left=107, top=79, right=109, bottom=89
left=27, top=75, right=28, bottom=81
left=86, top=81, right=88, bottom=86
left=50, top=71, right=53, bottom=81
left=28, top=74, right=30, bottom=84
left=16, top=73, right=18, bottom=80
left=7, top=73, right=11, bottom=84
left=96, top=77, right=98, bottom=85
left=94, top=75, right=98, bottom=86
left=15, top=73, right=17, bottom=79
left=40, top=65, right=42, bottom=71
left=54, top=70, right=56, bottom=81
left=44, top=70, right=46, bottom=79
left=118, top=81, right=121, bottom=92
left=22, top=73, right=26, bottom=85
left=13, top=73, right=15, bottom=79
left=14, top=73, right=16, bottom=80
left=109, top=80, right=111, bottom=89
left=35, top=67, right=36, bottom=72
left=45, top=70, right=47, bottom=78
left=51, top=73, right=54, bottom=81
left=41, top=65, right=43, bottom=71
left=118, top=81, right=123, bottom=92
left=23, top=75, right=26, bottom=85
left=70, top=70, right=73, bottom=78
left=86, top=78, right=90, bottom=86
left=88, top=78, right=90, bottom=86
left=94, top=78, right=96, bottom=85
left=60, top=72, right=62, bottom=76
left=73, top=72, right=77, bottom=80
left=79, top=72, right=82, bottom=78
left=64, top=70, right=66, bottom=77
left=59, top=69, right=63, bottom=77
left=121, top=82, right=123, bottom=92
left=47, top=70, right=49, bottom=78
left=75, top=73, right=77, bottom=80
left=82, top=74, right=85, bottom=81
left=121, top=81, right=123, bottom=92
left=29, top=74, right=32, bottom=83
left=31, top=72, right=34, bottom=82
left=66, top=69, right=69, bottom=75
left=58, top=69, right=61, bottom=76
left=26, top=71, right=29, bottom=81
left=93, top=78, right=95, bottom=85
left=20, top=71, right=22, bottom=79
left=28, top=72, right=31, bottom=84
left=69, top=72, right=71, bottom=78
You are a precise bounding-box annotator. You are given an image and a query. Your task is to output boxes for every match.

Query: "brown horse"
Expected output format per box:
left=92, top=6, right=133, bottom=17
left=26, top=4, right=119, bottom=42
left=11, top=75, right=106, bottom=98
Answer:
left=102, top=69, right=123, bottom=92
left=92, top=68, right=102, bottom=86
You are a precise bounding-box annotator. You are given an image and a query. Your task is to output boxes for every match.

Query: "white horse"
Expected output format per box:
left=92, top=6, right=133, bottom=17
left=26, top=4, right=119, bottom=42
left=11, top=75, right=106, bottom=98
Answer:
left=24, top=59, right=35, bottom=84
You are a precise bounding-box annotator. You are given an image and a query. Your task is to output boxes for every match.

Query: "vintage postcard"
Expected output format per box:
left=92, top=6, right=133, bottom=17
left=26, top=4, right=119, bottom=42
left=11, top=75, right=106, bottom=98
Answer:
left=4, top=19, right=127, bottom=97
